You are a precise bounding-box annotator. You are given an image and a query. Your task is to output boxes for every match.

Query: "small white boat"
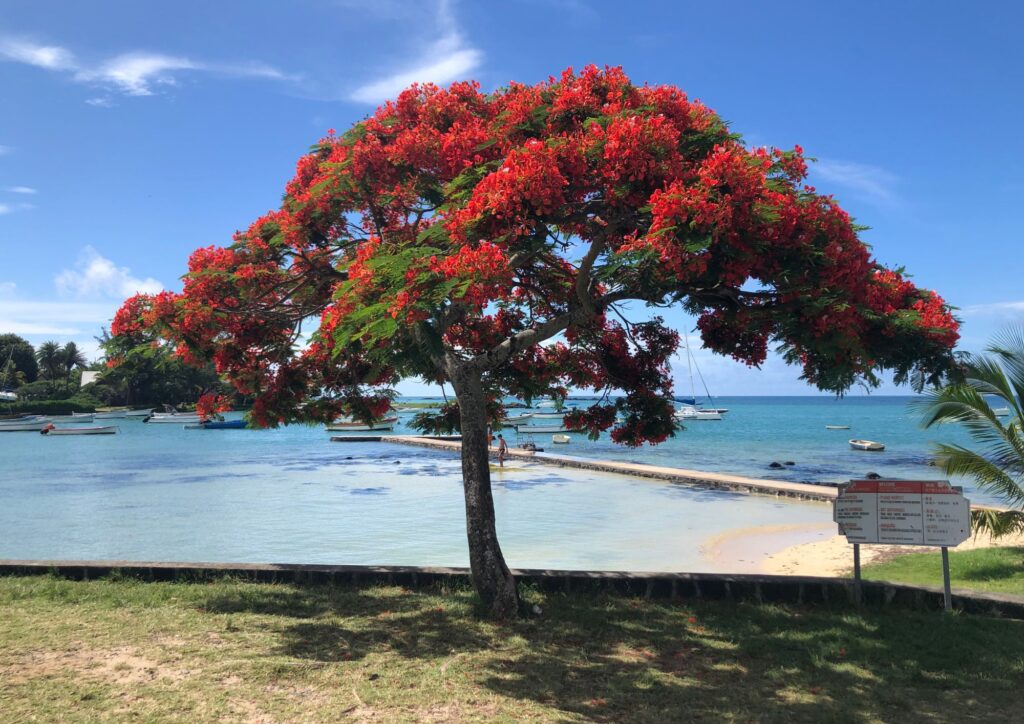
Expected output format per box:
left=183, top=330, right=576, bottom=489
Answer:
left=93, top=411, right=127, bottom=420
left=44, top=414, right=95, bottom=423
left=674, top=405, right=722, bottom=421
left=501, top=413, right=534, bottom=424
left=326, top=415, right=398, bottom=432
left=144, top=413, right=202, bottom=424
left=552, top=433, right=571, bottom=444
left=517, top=424, right=570, bottom=433
left=992, top=407, right=1010, bottom=417
left=849, top=439, right=885, bottom=451
left=702, top=408, right=729, bottom=414
left=825, top=425, right=850, bottom=430
left=531, top=412, right=567, bottom=420
left=0, top=420, right=48, bottom=432
left=41, top=425, right=118, bottom=436
left=124, top=409, right=155, bottom=417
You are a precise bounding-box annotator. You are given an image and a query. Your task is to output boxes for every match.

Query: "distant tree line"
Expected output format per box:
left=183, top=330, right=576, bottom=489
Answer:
left=1, top=331, right=240, bottom=409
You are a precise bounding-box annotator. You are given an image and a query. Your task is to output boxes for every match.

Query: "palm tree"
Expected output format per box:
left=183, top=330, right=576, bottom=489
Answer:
left=60, top=342, right=88, bottom=392
left=916, top=327, right=1024, bottom=538
left=35, top=341, right=63, bottom=381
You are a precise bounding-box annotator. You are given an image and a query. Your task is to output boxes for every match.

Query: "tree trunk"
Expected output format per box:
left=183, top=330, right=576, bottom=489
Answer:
left=450, top=364, right=520, bottom=618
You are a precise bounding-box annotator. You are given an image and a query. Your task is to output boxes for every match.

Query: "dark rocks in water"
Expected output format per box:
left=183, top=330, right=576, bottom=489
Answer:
left=865, top=472, right=882, bottom=480
left=769, top=461, right=784, bottom=469
left=784, top=461, right=796, bottom=466
left=394, top=460, right=401, bottom=465
left=345, top=456, right=353, bottom=460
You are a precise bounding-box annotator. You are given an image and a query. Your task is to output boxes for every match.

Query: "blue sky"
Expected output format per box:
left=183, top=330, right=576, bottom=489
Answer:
left=1, top=0, right=1022, bottom=395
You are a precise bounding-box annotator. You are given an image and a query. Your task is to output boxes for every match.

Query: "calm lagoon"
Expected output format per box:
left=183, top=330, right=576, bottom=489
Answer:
left=0, top=396, right=980, bottom=569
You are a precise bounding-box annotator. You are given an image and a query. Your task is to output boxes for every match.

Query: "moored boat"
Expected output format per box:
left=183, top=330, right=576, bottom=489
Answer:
left=41, top=424, right=118, bottom=435
left=825, top=424, right=850, bottom=430
left=530, top=412, right=568, bottom=420
left=849, top=439, right=885, bottom=451
left=992, top=407, right=1010, bottom=417
left=184, top=419, right=248, bottom=430
left=552, top=433, right=571, bottom=444
left=326, top=415, right=398, bottom=432
left=516, top=423, right=571, bottom=433
left=47, top=414, right=94, bottom=423
left=144, top=413, right=202, bottom=423
left=501, top=413, right=534, bottom=424
left=674, top=405, right=722, bottom=421
left=0, top=419, right=48, bottom=432
left=124, top=409, right=156, bottom=417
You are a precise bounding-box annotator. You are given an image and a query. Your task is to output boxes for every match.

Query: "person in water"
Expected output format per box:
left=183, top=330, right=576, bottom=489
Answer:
left=496, top=433, right=508, bottom=467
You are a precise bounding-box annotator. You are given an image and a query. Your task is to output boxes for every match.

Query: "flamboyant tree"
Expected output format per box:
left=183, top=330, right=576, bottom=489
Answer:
left=111, top=66, right=959, bottom=617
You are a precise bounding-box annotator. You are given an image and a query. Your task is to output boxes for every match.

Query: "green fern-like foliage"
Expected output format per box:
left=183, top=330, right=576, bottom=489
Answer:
left=915, top=327, right=1024, bottom=537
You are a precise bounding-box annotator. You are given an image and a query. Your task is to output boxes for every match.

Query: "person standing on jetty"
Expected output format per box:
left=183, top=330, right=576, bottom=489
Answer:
left=496, top=434, right=508, bottom=468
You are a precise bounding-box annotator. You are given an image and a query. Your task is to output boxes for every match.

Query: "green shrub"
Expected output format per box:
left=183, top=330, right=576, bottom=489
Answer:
left=13, top=380, right=70, bottom=401
left=1, top=399, right=98, bottom=415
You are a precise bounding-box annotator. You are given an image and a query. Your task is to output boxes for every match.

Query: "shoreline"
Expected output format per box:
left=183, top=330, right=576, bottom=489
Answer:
left=709, top=525, right=1024, bottom=577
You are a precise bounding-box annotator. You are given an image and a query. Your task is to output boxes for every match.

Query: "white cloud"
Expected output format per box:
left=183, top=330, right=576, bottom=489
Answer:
left=0, top=37, right=77, bottom=70
left=812, top=159, right=899, bottom=205
left=0, top=298, right=117, bottom=337
left=0, top=35, right=296, bottom=99
left=55, top=246, right=163, bottom=299
left=85, top=97, right=114, bottom=108
left=962, top=300, right=1024, bottom=317
left=350, top=0, right=482, bottom=104
left=0, top=201, right=34, bottom=215
left=5, top=186, right=36, bottom=194
left=77, top=52, right=197, bottom=96
left=0, top=281, right=15, bottom=297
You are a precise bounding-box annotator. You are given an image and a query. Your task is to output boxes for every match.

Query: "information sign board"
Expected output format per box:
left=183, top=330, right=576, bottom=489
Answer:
left=834, top=480, right=970, bottom=546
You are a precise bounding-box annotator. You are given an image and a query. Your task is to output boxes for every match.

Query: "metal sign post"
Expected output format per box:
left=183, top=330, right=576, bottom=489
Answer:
left=941, top=546, right=952, bottom=611
left=853, top=543, right=862, bottom=606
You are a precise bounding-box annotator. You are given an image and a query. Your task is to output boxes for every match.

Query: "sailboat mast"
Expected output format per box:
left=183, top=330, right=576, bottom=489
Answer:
left=683, top=329, right=696, bottom=400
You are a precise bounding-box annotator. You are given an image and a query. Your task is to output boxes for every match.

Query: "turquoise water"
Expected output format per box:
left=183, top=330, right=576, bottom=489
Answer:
left=508, top=396, right=977, bottom=492
left=0, top=396, right=991, bottom=569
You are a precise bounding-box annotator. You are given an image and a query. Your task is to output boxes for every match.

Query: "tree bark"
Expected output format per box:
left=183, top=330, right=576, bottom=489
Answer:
left=449, top=363, right=520, bottom=618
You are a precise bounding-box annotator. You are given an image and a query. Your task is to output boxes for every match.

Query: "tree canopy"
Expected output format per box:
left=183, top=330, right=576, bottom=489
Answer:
left=112, top=66, right=958, bottom=436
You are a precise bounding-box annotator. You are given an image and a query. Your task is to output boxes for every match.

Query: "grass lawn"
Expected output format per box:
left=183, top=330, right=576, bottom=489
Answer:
left=1, top=575, right=1022, bottom=722
left=863, top=546, right=1024, bottom=596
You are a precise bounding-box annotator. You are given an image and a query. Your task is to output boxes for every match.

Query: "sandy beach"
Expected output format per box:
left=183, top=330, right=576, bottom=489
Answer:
left=703, top=521, right=1024, bottom=577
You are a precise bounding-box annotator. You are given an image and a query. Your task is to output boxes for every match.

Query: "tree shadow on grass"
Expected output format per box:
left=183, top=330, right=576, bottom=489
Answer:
left=199, top=581, right=1024, bottom=722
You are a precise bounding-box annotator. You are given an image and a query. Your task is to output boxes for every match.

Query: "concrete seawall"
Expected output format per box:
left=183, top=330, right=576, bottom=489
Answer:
left=3, top=560, right=1022, bottom=619
left=366, top=435, right=839, bottom=503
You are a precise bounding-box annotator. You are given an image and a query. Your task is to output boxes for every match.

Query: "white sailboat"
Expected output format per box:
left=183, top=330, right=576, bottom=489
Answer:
left=674, top=405, right=722, bottom=421
left=674, top=332, right=724, bottom=420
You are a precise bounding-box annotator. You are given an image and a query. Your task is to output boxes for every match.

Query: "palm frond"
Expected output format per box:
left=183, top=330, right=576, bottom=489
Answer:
left=986, top=326, right=1024, bottom=421
left=971, top=508, right=1024, bottom=538
left=932, top=443, right=1024, bottom=507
